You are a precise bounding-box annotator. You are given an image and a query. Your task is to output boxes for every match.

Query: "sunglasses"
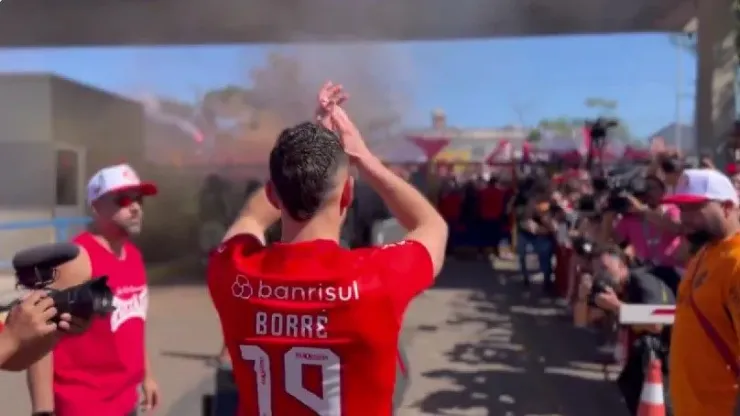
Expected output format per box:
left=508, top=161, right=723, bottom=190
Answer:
left=112, top=193, right=144, bottom=208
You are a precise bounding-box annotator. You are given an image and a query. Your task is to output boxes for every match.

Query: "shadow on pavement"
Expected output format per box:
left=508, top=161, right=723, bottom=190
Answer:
left=413, top=258, right=628, bottom=416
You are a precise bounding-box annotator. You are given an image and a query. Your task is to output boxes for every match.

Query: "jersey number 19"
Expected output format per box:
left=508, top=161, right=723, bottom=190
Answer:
left=240, top=345, right=342, bottom=415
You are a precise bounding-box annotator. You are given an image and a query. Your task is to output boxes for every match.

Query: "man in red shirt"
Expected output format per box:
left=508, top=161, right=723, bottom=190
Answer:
left=208, top=82, right=448, bottom=416
left=478, top=177, right=507, bottom=255
left=27, top=164, right=160, bottom=416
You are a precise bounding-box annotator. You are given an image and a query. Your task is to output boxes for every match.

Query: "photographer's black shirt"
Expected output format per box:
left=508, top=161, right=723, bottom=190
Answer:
left=625, top=268, right=674, bottom=304
left=624, top=268, right=675, bottom=344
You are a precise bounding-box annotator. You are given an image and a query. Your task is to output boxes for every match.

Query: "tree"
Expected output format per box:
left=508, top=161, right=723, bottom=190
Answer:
left=585, top=97, right=618, bottom=114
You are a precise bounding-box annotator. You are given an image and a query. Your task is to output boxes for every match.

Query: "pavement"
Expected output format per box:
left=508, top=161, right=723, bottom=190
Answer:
left=0, top=257, right=629, bottom=416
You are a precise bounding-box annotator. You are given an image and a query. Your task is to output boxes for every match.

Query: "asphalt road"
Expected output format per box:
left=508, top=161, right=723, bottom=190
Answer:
left=0, top=257, right=629, bottom=416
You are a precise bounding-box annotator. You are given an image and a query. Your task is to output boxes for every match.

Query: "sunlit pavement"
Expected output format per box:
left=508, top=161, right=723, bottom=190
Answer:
left=397, top=257, right=627, bottom=416
left=0, top=258, right=627, bottom=415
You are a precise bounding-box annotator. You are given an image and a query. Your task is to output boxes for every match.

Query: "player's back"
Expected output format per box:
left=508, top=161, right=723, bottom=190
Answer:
left=208, top=235, right=432, bottom=416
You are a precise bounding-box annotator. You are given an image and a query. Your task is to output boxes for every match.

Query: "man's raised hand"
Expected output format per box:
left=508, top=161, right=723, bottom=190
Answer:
left=316, top=81, right=347, bottom=130
left=316, top=82, right=372, bottom=161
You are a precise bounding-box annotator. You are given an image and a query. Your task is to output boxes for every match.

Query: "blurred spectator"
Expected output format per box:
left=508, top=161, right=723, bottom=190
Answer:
left=477, top=177, right=507, bottom=257
left=513, top=180, right=556, bottom=292
left=574, top=245, right=674, bottom=416
left=611, top=175, right=683, bottom=293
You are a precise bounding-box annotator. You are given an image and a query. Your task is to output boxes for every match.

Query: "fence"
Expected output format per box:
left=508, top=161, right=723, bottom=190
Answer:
left=0, top=216, right=90, bottom=269
left=619, top=304, right=676, bottom=325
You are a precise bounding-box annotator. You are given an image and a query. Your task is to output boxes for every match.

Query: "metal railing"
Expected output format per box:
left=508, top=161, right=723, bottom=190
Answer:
left=0, top=217, right=90, bottom=269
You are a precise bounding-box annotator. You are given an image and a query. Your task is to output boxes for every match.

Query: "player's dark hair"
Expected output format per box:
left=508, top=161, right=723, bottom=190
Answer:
left=269, top=122, right=348, bottom=221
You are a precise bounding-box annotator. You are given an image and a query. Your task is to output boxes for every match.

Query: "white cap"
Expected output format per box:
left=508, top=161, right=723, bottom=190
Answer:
left=662, top=168, right=739, bottom=206
left=87, top=164, right=158, bottom=205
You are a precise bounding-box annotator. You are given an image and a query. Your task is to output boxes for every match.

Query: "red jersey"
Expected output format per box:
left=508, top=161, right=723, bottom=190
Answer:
left=438, top=192, right=463, bottom=221
left=53, top=232, right=148, bottom=415
left=207, top=235, right=433, bottom=416
left=478, top=186, right=505, bottom=220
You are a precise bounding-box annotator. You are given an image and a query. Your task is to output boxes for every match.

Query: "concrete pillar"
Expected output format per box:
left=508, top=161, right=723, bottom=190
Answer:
left=695, top=0, right=737, bottom=158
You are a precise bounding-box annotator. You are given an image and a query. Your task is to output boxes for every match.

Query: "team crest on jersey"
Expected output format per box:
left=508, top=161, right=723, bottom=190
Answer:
left=232, top=275, right=253, bottom=299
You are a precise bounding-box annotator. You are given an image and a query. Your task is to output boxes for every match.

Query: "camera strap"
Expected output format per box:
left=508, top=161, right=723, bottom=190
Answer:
left=686, top=249, right=740, bottom=379
left=640, top=218, right=660, bottom=263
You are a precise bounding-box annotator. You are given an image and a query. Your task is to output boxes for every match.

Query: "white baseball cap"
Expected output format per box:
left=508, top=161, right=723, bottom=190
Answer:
left=662, top=168, right=739, bottom=206
left=87, top=164, right=158, bottom=205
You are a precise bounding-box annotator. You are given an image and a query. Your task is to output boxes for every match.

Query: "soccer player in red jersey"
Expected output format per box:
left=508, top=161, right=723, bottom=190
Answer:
left=207, top=83, right=448, bottom=416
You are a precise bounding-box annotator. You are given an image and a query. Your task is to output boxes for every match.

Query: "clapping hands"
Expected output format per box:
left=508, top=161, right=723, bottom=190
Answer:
left=315, top=82, right=372, bottom=161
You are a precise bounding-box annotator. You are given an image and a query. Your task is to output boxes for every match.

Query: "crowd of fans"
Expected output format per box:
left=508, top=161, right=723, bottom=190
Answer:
left=433, top=152, right=740, bottom=416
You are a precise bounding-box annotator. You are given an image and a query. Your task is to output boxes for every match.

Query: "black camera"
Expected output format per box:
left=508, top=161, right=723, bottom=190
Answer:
left=12, top=243, right=116, bottom=320
left=587, top=276, right=617, bottom=308
left=572, top=236, right=596, bottom=258
left=603, top=169, right=648, bottom=214
left=44, top=277, right=116, bottom=321
left=586, top=118, right=619, bottom=143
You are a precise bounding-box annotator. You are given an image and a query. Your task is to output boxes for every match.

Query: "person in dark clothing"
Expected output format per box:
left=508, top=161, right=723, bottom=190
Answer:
left=586, top=245, right=674, bottom=416
left=461, top=179, right=482, bottom=249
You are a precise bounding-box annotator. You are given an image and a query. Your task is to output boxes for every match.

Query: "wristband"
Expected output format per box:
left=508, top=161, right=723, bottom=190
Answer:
left=32, top=412, right=55, bottom=416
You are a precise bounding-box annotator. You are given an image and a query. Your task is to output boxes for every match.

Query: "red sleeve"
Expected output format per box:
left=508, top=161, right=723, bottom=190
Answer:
left=207, top=234, right=264, bottom=333
left=372, top=240, right=434, bottom=318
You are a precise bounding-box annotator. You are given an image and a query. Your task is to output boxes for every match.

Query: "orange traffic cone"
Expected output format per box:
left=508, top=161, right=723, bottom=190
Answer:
left=637, top=358, right=666, bottom=416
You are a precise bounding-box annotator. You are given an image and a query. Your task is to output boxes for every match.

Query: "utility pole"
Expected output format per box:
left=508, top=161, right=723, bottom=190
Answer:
left=675, top=36, right=683, bottom=153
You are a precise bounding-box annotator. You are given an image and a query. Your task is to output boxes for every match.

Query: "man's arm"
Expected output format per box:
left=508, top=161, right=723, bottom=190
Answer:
left=355, top=155, right=448, bottom=276
left=630, top=198, right=682, bottom=234
left=723, top=261, right=740, bottom=346
left=1, top=333, right=58, bottom=372
left=221, top=187, right=281, bottom=244
left=318, top=83, right=447, bottom=275
left=26, top=247, right=92, bottom=412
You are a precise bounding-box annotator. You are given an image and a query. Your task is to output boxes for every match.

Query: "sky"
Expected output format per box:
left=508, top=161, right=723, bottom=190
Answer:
left=0, top=33, right=697, bottom=139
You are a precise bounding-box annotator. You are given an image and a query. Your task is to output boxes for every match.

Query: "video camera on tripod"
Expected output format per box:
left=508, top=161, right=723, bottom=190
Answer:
left=0, top=243, right=116, bottom=321
left=585, top=117, right=619, bottom=170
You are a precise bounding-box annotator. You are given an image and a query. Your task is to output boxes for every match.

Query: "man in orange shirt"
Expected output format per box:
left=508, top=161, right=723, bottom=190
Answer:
left=664, top=169, right=740, bottom=416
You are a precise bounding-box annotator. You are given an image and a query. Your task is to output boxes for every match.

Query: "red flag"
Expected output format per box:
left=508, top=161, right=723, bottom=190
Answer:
left=485, top=140, right=511, bottom=166
left=407, top=136, right=450, bottom=160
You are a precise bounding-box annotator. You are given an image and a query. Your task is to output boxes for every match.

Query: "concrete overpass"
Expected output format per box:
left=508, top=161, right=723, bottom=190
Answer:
left=0, top=0, right=694, bottom=45
left=0, top=0, right=733, bottom=155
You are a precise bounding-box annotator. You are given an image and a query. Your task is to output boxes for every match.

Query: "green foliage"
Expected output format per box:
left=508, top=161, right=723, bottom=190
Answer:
left=528, top=97, right=633, bottom=143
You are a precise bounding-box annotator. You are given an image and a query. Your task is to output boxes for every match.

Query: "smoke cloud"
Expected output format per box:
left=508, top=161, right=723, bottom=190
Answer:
left=245, top=42, right=416, bottom=146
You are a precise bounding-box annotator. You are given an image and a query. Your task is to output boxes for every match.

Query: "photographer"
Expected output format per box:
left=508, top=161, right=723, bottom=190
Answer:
left=0, top=292, right=83, bottom=371
left=607, top=174, right=685, bottom=293
left=576, top=245, right=674, bottom=415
